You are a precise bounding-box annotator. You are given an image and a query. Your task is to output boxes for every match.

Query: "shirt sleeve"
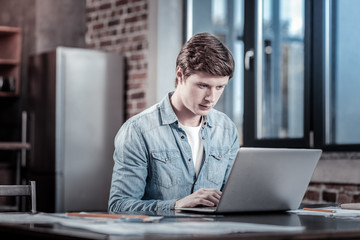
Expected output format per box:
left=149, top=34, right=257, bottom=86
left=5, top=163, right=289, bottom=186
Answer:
left=108, top=120, right=177, bottom=213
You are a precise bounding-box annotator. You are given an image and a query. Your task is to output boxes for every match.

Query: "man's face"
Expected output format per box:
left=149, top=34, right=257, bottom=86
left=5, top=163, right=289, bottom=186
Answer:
left=176, top=69, right=229, bottom=116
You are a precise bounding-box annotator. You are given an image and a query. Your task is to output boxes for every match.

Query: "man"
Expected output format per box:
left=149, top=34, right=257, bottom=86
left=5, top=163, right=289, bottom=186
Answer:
left=108, top=32, right=239, bottom=213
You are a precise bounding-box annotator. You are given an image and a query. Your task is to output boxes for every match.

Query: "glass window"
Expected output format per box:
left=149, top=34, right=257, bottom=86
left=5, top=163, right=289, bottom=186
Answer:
left=324, top=0, right=360, bottom=145
left=212, top=0, right=227, bottom=26
left=256, top=0, right=305, bottom=139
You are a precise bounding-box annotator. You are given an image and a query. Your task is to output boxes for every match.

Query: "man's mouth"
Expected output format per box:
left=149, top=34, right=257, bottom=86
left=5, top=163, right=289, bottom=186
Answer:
left=199, top=104, right=212, bottom=110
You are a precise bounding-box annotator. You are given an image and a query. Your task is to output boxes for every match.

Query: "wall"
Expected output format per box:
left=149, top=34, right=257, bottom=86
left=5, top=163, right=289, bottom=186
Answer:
left=34, top=0, right=86, bottom=54
left=85, top=0, right=183, bottom=118
left=86, top=0, right=149, bottom=119
left=304, top=182, right=360, bottom=204
left=302, top=152, right=360, bottom=204
left=147, top=0, right=183, bottom=103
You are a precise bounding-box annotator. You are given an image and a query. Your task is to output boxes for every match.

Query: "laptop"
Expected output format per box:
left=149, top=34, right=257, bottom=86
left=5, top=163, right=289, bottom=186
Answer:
left=176, top=147, right=322, bottom=213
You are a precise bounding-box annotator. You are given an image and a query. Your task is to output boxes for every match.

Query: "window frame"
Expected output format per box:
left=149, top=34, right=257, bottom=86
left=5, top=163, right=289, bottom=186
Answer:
left=312, top=0, right=360, bottom=151
left=243, top=0, right=312, bottom=148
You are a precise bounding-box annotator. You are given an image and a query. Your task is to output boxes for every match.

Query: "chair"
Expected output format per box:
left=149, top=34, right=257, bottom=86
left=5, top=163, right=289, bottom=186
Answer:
left=0, top=181, right=36, bottom=213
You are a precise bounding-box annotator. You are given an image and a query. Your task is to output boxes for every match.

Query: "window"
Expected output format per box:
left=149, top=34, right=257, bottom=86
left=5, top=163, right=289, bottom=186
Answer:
left=243, top=0, right=310, bottom=148
left=313, top=0, right=360, bottom=150
left=244, top=0, right=360, bottom=150
left=186, top=0, right=360, bottom=151
left=258, top=0, right=306, bottom=139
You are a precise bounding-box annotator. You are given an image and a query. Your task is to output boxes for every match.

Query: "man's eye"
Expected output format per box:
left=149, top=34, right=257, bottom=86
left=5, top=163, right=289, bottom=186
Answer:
left=199, top=84, right=207, bottom=88
left=217, top=86, right=224, bottom=90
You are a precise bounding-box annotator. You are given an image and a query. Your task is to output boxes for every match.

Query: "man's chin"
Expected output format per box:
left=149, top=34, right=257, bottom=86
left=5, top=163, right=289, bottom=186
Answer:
left=197, top=108, right=211, bottom=115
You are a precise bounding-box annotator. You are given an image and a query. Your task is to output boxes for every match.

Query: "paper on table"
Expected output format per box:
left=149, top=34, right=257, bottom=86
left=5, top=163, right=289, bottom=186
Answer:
left=66, top=212, right=163, bottom=222
left=0, top=212, right=68, bottom=224
left=288, top=208, right=360, bottom=218
left=0, top=212, right=162, bottom=224
left=341, top=203, right=360, bottom=210
left=59, top=221, right=305, bottom=236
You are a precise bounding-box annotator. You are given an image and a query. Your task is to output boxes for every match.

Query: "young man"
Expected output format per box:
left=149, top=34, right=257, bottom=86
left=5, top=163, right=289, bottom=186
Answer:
left=108, top=33, right=239, bottom=213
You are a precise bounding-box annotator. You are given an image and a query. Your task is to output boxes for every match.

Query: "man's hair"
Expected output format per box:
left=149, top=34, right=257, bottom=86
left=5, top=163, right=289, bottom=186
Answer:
left=175, top=32, right=235, bottom=87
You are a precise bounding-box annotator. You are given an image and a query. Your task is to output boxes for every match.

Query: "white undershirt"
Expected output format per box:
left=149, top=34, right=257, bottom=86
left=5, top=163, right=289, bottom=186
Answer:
left=179, top=119, right=204, bottom=177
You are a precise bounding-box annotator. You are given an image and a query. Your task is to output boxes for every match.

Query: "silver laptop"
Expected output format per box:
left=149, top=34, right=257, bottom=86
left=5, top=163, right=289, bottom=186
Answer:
left=176, top=147, right=322, bottom=213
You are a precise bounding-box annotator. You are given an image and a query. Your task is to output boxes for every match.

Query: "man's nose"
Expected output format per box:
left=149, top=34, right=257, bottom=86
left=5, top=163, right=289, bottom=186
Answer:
left=205, top=88, right=216, bottom=102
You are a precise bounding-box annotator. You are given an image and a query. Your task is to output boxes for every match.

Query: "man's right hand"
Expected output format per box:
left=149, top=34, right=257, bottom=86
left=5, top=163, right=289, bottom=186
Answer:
left=174, top=188, right=222, bottom=209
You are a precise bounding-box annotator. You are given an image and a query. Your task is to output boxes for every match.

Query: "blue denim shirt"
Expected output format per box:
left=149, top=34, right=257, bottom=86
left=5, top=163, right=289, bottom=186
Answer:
left=108, top=92, right=239, bottom=213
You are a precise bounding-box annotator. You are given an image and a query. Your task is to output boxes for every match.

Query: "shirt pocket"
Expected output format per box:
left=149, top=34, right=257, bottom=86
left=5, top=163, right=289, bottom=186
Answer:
left=206, top=147, right=231, bottom=185
left=150, top=150, right=182, bottom=189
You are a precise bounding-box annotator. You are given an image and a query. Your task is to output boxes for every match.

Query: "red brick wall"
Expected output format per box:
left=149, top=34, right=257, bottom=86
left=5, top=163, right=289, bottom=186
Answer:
left=302, top=152, right=360, bottom=205
left=86, top=0, right=148, bottom=119
left=303, top=183, right=360, bottom=204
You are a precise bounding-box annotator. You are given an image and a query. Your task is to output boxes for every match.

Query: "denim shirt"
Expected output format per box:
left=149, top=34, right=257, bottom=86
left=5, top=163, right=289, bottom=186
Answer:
left=108, top=93, right=239, bottom=213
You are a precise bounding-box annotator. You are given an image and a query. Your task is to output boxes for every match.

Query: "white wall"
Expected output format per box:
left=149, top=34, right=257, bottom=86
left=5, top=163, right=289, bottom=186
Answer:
left=147, top=0, right=183, bottom=106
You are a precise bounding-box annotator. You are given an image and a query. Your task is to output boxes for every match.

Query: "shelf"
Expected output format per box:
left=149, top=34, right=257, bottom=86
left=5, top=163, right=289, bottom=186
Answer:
left=0, top=142, right=30, bottom=150
left=0, top=25, right=22, bottom=97
left=0, top=205, right=18, bottom=211
left=0, top=92, right=17, bottom=97
left=0, top=59, right=20, bottom=65
left=0, top=26, right=21, bottom=35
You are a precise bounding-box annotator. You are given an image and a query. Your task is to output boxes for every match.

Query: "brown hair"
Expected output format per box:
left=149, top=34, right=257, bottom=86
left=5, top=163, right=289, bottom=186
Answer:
left=175, top=32, right=235, bottom=87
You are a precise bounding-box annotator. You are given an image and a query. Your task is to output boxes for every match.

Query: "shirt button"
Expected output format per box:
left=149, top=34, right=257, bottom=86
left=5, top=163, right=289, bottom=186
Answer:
left=181, top=136, right=185, bottom=139
left=194, top=182, right=197, bottom=185
left=202, top=137, right=205, bottom=140
left=165, top=158, right=168, bottom=162
left=188, top=158, right=191, bottom=162
left=218, top=155, right=222, bottom=158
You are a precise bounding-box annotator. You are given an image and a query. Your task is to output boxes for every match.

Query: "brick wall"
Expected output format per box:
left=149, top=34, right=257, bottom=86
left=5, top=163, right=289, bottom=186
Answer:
left=86, top=0, right=148, bottom=119
left=303, top=183, right=360, bottom=204
left=302, top=152, right=360, bottom=205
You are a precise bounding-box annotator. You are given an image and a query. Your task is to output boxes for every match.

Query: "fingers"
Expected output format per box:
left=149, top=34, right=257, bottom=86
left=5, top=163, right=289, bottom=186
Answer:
left=196, top=188, right=222, bottom=199
left=206, top=194, right=220, bottom=206
left=197, top=198, right=216, bottom=207
left=198, top=189, right=221, bottom=206
left=211, top=189, right=222, bottom=200
left=174, top=188, right=223, bottom=209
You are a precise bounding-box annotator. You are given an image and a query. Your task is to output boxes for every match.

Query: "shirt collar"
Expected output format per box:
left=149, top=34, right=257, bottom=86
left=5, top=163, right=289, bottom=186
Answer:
left=203, top=113, right=213, bottom=128
left=159, top=92, right=213, bottom=128
left=159, top=92, right=178, bottom=125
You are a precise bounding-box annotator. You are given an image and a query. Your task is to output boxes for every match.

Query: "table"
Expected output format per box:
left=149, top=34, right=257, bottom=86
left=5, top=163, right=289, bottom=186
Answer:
left=1, top=207, right=360, bottom=240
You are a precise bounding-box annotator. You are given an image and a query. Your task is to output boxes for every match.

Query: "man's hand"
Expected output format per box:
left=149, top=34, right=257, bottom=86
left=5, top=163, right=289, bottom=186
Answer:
left=174, top=188, right=222, bottom=208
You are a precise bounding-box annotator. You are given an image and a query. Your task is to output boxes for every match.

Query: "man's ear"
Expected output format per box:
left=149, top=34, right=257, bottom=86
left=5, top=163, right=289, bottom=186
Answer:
left=176, top=66, right=184, bottom=84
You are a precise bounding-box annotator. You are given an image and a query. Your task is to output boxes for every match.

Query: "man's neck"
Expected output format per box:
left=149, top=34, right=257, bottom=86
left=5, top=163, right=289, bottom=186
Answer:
left=179, top=115, right=202, bottom=127
left=170, top=93, right=202, bottom=127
